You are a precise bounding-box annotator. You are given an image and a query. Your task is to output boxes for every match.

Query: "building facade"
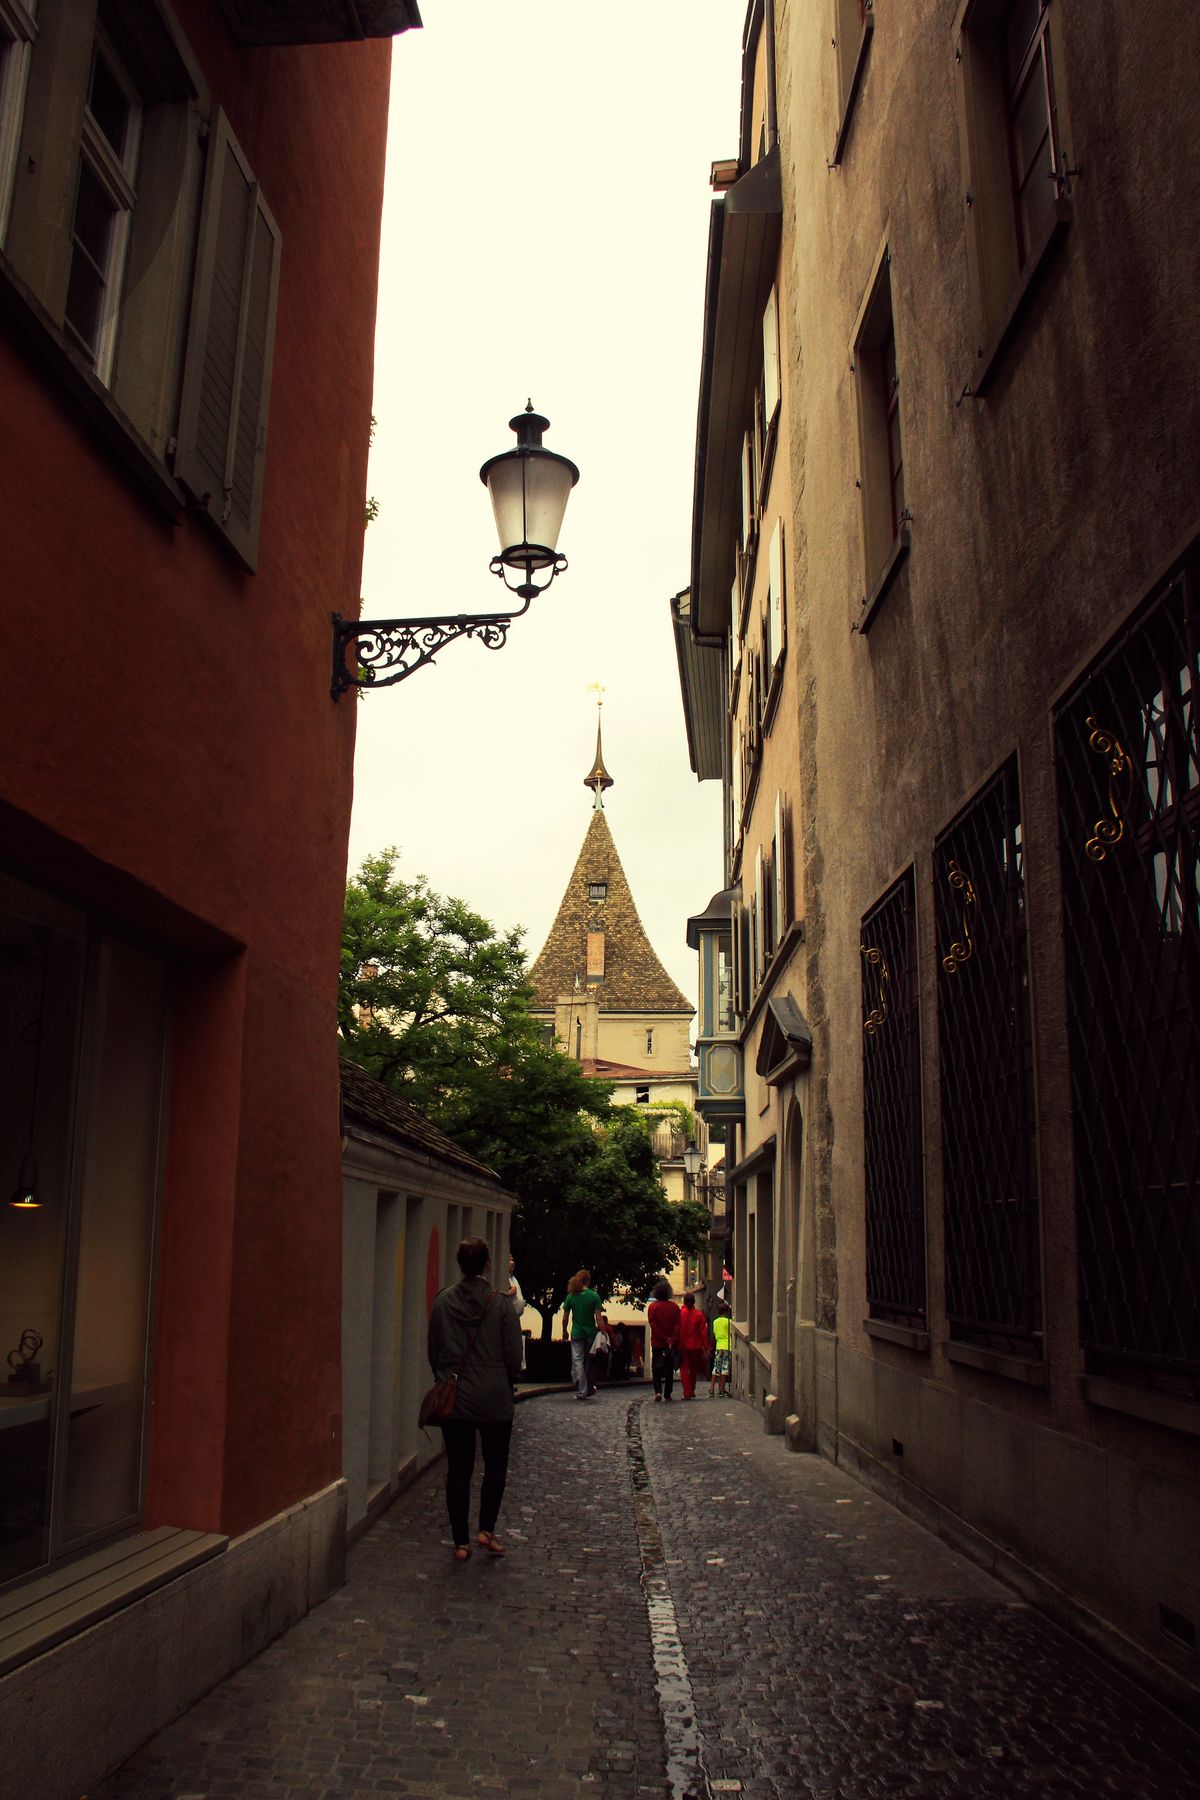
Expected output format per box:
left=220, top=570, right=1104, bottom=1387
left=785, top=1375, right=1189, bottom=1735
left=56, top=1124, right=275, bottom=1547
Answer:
left=676, top=0, right=1200, bottom=1719
left=0, top=3, right=414, bottom=1790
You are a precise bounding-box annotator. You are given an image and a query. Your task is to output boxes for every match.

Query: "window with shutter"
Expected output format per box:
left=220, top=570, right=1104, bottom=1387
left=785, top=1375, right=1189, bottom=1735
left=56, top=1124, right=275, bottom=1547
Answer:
left=0, top=0, right=37, bottom=245
left=766, top=518, right=785, bottom=676
left=174, top=107, right=281, bottom=571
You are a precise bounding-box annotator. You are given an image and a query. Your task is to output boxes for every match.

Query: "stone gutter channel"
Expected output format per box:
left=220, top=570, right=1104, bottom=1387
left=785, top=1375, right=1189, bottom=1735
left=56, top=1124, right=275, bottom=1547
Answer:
left=625, top=1397, right=715, bottom=1800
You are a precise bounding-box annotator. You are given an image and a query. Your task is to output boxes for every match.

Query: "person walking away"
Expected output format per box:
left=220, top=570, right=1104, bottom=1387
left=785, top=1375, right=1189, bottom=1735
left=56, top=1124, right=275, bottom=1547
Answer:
left=677, top=1292, right=709, bottom=1400
left=709, top=1301, right=732, bottom=1397
left=506, top=1254, right=526, bottom=1375
left=590, top=1310, right=614, bottom=1385
left=427, top=1236, right=523, bottom=1562
left=561, top=1268, right=603, bottom=1400
left=647, top=1279, right=681, bottom=1402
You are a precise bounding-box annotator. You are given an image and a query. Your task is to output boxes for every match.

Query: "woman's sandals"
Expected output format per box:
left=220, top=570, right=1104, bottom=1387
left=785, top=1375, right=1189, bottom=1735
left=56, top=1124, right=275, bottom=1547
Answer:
left=475, top=1531, right=507, bottom=1556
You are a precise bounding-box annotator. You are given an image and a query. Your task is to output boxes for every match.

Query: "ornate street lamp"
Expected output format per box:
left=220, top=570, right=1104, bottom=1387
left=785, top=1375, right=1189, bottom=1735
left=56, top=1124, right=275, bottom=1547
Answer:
left=331, top=402, right=579, bottom=696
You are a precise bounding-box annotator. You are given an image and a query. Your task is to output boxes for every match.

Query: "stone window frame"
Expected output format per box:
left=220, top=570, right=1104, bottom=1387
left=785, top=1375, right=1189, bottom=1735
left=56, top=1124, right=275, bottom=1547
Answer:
left=829, top=0, right=873, bottom=168
left=952, top=0, right=1076, bottom=399
left=850, top=236, right=911, bottom=634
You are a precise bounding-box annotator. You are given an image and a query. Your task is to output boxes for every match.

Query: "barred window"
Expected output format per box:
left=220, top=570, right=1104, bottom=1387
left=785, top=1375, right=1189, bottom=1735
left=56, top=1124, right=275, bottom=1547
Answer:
left=935, top=758, right=1041, bottom=1355
left=861, top=868, right=926, bottom=1326
left=1054, top=558, right=1200, bottom=1390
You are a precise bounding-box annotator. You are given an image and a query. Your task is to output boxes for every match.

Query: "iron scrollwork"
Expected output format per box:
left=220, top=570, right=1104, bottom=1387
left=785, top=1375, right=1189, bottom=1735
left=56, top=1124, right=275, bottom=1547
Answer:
left=331, top=600, right=530, bottom=696
left=1084, top=716, right=1132, bottom=862
left=941, top=860, right=977, bottom=972
left=860, top=942, right=891, bottom=1035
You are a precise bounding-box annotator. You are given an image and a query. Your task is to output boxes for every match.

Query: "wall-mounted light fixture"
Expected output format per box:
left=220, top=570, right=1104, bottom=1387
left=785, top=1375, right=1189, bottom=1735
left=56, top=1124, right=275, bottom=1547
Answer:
left=331, top=402, right=579, bottom=696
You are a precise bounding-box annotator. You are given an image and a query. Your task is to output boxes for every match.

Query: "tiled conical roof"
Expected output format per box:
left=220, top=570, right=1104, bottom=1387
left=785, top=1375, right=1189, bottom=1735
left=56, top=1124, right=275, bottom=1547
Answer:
left=528, top=809, right=692, bottom=1014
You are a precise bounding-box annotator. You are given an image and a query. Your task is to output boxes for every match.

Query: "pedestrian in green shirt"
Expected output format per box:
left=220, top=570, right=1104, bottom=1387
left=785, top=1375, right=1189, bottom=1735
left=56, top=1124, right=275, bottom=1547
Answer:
left=709, top=1302, right=732, bottom=1397
left=561, top=1268, right=603, bottom=1400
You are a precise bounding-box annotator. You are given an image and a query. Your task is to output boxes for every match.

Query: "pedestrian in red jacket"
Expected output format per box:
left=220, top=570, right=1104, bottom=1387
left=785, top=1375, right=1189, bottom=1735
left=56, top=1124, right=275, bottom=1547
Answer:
left=647, top=1279, right=681, bottom=1402
left=677, top=1292, right=710, bottom=1400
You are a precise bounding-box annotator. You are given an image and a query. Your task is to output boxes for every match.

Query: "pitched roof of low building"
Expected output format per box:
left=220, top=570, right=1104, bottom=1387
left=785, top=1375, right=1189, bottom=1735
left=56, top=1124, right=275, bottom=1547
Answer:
left=581, top=1056, right=693, bottom=1081
left=339, top=1058, right=499, bottom=1182
left=529, top=807, right=693, bottom=1015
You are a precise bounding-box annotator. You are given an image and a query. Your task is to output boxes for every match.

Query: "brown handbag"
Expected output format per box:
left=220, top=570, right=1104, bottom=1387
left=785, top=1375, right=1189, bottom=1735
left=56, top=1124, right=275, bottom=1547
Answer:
left=418, top=1292, right=495, bottom=1428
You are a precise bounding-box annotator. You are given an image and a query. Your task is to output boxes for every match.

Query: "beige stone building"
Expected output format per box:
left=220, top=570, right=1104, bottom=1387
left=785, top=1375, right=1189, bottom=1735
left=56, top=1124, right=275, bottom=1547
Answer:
left=529, top=722, right=706, bottom=1323
left=675, top=0, right=1200, bottom=1721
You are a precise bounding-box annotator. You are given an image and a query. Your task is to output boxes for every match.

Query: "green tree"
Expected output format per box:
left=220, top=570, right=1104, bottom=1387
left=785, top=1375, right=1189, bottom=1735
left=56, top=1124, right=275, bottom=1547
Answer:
left=339, top=850, right=710, bottom=1336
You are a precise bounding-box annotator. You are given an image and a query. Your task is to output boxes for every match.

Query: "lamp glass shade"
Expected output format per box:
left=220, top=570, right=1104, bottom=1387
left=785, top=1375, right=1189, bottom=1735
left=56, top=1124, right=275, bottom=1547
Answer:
left=484, top=450, right=577, bottom=569
left=683, top=1141, right=702, bottom=1178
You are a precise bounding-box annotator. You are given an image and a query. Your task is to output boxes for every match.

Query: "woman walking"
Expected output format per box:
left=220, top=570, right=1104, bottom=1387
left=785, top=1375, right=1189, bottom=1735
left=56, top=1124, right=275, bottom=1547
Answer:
left=427, top=1237, right=523, bottom=1562
left=647, top=1278, right=681, bottom=1402
left=677, top=1292, right=710, bottom=1400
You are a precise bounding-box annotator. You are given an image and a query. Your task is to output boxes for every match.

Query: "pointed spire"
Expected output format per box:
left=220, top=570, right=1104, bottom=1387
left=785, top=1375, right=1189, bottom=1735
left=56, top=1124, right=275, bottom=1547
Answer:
left=584, top=687, right=613, bottom=809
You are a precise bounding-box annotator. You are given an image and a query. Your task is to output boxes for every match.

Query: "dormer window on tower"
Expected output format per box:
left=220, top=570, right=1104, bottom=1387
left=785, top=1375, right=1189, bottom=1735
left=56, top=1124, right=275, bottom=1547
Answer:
left=588, top=881, right=607, bottom=901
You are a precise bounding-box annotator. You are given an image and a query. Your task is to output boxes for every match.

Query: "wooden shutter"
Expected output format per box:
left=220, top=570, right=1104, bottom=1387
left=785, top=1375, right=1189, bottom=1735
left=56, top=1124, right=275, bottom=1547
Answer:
left=174, top=108, right=281, bottom=571
left=768, top=519, right=785, bottom=672
left=774, top=792, right=789, bottom=935
left=762, top=283, right=780, bottom=421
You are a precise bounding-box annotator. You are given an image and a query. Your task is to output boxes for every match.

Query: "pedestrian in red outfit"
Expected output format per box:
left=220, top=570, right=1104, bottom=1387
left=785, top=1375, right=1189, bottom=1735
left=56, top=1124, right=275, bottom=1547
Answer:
left=677, top=1292, right=710, bottom=1399
left=647, top=1279, right=681, bottom=1401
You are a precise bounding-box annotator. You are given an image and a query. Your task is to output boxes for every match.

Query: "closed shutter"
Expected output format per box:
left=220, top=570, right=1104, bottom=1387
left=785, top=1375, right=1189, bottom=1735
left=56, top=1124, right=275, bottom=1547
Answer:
left=174, top=107, right=281, bottom=571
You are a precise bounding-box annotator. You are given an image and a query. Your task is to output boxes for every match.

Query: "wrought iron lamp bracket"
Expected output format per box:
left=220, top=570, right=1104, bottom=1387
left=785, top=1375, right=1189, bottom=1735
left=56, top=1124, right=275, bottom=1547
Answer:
left=331, top=551, right=569, bottom=696
left=331, top=598, right=531, bottom=696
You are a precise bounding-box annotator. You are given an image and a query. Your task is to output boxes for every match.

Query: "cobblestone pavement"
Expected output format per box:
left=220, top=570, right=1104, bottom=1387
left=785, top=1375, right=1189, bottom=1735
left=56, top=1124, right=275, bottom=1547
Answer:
left=91, top=1390, right=1199, bottom=1800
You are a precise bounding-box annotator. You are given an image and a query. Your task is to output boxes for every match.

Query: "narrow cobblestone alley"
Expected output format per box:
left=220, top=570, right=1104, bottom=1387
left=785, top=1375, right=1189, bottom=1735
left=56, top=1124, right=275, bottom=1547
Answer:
left=89, top=1392, right=1199, bottom=1800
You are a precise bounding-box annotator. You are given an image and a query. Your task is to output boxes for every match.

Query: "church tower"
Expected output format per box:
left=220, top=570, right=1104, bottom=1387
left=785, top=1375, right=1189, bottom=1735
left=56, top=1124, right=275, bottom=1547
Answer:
left=528, top=711, right=694, bottom=1089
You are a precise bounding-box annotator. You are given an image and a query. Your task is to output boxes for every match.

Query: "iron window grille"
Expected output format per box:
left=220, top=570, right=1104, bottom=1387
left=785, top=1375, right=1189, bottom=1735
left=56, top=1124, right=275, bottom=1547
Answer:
left=935, top=758, right=1042, bottom=1355
left=861, top=868, right=927, bottom=1327
left=1054, top=558, right=1200, bottom=1392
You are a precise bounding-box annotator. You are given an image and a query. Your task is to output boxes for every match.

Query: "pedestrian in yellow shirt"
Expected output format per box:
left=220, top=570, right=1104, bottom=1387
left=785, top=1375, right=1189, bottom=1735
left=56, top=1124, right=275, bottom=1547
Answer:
left=709, top=1302, right=732, bottom=1398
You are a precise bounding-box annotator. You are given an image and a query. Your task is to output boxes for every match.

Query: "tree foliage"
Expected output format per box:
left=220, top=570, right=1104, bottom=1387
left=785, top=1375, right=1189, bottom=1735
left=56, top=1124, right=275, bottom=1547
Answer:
left=339, top=851, right=709, bottom=1332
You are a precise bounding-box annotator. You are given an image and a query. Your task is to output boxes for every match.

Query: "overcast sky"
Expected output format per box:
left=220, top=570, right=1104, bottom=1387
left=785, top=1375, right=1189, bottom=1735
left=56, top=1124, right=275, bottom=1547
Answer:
left=349, top=3, right=743, bottom=1007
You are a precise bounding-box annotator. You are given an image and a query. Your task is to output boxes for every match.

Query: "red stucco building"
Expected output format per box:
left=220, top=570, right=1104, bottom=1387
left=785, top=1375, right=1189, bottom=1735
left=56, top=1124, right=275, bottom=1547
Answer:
left=0, top=4, right=417, bottom=1789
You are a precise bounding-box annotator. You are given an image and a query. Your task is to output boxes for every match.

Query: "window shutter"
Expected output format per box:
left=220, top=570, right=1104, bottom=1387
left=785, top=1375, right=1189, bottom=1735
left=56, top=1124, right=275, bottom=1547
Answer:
left=174, top=108, right=281, bottom=571
left=774, top=792, right=788, bottom=935
left=768, top=519, right=785, bottom=671
left=762, top=283, right=780, bottom=421
left=754, top=849, right=765, bottom=980
left=731, top=894, right=744, bottom=1015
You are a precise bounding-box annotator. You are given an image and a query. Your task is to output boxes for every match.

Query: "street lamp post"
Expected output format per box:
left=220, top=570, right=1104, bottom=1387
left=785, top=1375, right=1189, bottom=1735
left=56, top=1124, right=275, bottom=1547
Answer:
left=330, top=402, right=579, bottom=696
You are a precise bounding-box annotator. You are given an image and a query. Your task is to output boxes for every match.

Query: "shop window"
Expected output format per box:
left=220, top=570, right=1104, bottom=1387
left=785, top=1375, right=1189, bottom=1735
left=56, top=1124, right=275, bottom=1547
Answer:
left=1, top=2, right=281, bottom=568
left=0, top=872, right=169, bottom=1591
left=852, top=249, right=910, bottom=631
left=861, top=868, right=926, bottom=1329
left=954, top=0, right=1073, bottom=395
left=935, top=757, right=1041, bottom=1356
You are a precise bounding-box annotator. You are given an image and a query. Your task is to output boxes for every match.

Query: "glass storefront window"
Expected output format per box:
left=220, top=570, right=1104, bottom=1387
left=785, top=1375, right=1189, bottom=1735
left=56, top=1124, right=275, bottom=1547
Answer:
left=0, top=873, right=168, bottom=1589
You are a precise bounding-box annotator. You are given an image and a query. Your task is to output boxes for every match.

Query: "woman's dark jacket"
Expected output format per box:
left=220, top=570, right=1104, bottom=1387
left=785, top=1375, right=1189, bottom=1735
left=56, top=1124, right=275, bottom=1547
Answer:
left=427, top=1276, right=523, bottom=1423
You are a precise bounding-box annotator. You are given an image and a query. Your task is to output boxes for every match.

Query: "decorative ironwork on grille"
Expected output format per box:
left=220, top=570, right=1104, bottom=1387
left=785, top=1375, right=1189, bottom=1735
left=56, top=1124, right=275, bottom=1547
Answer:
left=861, top=868, right=926, bottom=1326
left=935, top=758, right=1042, bottom=1355
left=1054, top=560, right=1200, bottom=1390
